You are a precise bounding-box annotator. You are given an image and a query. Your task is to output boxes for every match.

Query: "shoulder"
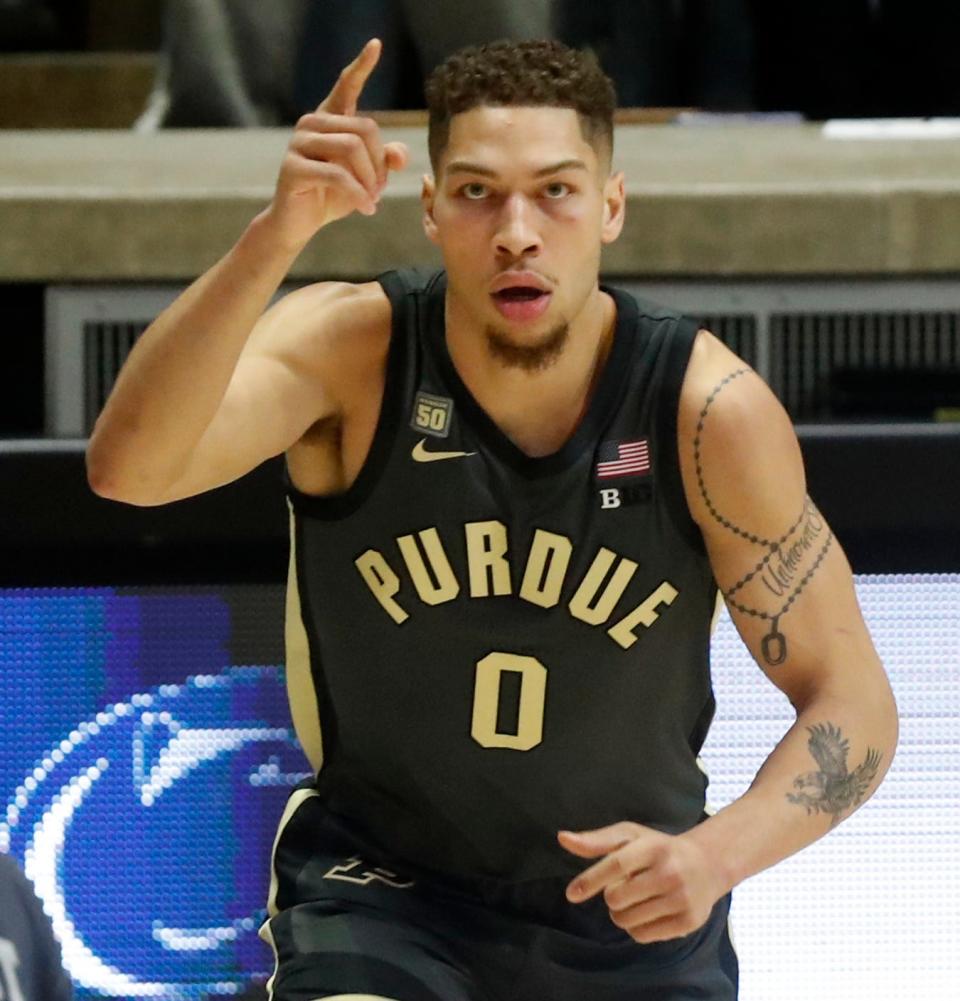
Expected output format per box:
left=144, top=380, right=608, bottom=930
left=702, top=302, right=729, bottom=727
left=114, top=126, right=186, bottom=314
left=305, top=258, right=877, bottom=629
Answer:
left=677, top=329, right=805, bottom=537
left=255, top=278, right=391, bottom=355
left=249, top=279, right=392, bottom=407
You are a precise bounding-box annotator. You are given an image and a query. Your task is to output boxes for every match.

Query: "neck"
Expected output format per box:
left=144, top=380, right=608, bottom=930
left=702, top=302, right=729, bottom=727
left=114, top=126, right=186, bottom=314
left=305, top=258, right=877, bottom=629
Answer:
left=444, top=285, right=616, bottom=456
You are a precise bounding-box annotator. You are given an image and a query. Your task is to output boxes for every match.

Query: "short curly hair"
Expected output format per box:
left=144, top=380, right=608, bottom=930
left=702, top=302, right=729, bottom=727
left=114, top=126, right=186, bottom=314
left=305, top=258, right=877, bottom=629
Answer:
left=425, top=39, right=616, bottom=172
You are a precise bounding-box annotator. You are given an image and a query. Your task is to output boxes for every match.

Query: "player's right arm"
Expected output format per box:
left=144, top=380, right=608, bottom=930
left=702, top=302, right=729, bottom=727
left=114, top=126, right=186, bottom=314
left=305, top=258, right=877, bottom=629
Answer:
left=86, top=39, right=408, bottom=507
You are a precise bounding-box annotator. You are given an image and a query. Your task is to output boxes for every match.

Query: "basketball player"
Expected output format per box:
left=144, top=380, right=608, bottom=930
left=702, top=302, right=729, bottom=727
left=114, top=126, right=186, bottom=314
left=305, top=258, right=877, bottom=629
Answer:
left=87, top=38, right=898, bottom=1001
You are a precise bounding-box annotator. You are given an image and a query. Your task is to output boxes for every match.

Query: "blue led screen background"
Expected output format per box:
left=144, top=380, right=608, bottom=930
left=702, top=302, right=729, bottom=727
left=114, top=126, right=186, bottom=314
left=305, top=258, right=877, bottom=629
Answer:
left=0, top=586, right=306, bottom=1000
left=1, top=576, right=958, bottom=1000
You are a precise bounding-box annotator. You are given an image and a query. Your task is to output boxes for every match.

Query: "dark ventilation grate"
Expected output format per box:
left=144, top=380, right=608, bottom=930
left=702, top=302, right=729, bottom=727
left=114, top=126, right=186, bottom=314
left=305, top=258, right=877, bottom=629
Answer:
left=769, top=311, right=960, bottom=422
left=695, top=314, right=759, bottom=369
left=83, top=320, right=149, bottom=432
left=65, top=300, right=960, bottom=433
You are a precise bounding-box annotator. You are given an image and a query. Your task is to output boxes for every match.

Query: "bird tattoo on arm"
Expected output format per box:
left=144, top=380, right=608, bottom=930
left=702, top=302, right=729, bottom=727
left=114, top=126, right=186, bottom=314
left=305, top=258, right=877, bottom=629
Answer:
left=787, top=722, right=882, bottom=826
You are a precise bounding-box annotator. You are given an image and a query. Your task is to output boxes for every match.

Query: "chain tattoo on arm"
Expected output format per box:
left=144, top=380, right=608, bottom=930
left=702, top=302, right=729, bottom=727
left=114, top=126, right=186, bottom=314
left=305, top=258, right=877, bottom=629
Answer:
left=693, top=368, right=834, bottom=666
left=695, top=371, right=883, bottom=820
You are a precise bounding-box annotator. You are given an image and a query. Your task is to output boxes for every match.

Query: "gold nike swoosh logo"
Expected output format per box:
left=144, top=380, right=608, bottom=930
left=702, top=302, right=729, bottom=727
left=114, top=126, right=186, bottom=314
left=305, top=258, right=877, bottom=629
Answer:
left=411, top=438, right=477, bottom=463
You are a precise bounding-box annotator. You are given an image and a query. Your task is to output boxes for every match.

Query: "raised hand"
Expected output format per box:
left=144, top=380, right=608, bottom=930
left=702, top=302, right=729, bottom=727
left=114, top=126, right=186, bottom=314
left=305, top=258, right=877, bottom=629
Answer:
left=266, top=38, right=410, bottom=249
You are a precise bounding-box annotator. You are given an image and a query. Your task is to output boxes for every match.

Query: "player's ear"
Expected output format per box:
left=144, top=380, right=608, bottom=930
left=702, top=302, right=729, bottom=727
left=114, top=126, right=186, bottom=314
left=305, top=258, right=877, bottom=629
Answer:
left=422, top=174, right=439, bottom=244
left=601, top=170, right=625, bottom=244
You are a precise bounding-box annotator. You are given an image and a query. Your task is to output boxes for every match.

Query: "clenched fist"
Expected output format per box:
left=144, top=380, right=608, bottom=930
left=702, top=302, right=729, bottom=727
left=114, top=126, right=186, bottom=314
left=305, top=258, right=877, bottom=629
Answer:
left=265, top=38, right=409, bottom=249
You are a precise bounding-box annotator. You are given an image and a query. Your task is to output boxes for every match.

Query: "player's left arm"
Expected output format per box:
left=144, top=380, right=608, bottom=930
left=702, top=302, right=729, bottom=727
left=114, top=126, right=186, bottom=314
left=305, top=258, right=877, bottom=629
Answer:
left=559, top=329, right=898, bottom=942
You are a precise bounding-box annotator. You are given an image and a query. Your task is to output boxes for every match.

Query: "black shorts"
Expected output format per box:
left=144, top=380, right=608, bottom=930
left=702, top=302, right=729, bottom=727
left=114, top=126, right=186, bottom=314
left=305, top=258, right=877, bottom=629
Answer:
left=260, top=784, right=739, bottom=1001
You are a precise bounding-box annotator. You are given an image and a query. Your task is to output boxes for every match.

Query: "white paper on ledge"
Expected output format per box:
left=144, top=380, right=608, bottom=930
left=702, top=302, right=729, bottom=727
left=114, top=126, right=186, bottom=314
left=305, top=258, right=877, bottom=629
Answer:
left=822, top=118, right=960, bottom=140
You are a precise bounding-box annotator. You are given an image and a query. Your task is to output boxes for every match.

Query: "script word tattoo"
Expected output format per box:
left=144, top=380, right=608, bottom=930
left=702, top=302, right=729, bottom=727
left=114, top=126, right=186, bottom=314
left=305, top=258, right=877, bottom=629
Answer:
left=694, top=368, right=834, bottom=665
left=787, top=722, right=882, bottom=826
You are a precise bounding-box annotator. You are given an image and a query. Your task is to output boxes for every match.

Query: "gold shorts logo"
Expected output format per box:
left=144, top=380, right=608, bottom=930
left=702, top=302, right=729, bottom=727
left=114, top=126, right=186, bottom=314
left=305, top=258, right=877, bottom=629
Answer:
left=323, top=855, right=414, bottom=889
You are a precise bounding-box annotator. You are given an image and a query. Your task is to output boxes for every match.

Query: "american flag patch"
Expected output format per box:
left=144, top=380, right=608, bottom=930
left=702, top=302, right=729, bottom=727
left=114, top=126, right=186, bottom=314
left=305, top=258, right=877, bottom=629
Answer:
left=595, top=439, right=651, bottom=480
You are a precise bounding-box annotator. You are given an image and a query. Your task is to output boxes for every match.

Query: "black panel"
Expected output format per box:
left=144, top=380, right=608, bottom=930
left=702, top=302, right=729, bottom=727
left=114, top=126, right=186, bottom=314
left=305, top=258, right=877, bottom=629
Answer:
left=798, top=425, right=960, bottom=573
left=0, top=445, right=288, bottom=585
left=0, top=284, right=44, bottom=435
left=1, top=427, right=958, bottom=582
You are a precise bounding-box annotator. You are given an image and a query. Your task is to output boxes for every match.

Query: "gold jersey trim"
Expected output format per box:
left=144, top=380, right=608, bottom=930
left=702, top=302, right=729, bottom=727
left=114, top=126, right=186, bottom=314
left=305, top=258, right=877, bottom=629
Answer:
left=285, top=502, right=324, bottom=773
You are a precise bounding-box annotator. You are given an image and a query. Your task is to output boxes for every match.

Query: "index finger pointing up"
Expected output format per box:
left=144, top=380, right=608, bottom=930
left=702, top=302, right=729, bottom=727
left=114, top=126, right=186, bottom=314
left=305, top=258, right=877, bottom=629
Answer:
left=320, top=38, right=382, bottom=116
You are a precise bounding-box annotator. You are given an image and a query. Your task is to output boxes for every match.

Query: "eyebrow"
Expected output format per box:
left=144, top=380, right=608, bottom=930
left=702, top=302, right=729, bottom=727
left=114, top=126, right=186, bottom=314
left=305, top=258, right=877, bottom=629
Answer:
left=445, top=158, right=589, bottom=178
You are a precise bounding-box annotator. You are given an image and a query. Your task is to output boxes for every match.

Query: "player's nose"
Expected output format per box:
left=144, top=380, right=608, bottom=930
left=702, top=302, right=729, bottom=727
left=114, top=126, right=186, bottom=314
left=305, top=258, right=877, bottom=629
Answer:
left=493, top=194, right=542, bottom=258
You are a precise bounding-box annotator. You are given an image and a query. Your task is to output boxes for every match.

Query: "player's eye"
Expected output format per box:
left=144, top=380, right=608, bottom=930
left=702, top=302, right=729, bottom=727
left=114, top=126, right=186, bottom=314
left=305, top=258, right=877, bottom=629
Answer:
left=543, top=182, right=571, bottom=199
left=460, top=182, right=489, bottom=200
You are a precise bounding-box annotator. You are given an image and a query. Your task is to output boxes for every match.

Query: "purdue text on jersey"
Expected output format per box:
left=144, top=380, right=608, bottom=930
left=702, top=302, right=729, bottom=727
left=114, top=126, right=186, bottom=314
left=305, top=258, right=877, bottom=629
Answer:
left=355, top=522, right=679, bottom=650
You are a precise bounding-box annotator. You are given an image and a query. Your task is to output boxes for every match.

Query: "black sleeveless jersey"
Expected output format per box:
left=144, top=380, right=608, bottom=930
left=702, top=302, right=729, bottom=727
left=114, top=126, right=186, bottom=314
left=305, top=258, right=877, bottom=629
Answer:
left=284, top=269, right=719, bottom=885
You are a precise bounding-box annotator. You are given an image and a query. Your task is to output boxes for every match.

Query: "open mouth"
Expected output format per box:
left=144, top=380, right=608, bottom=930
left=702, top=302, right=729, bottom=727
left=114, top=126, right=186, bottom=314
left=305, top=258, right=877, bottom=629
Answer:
left=491, top=285, right=553, bottom=323
left=493, top=287, right=548, bottom=303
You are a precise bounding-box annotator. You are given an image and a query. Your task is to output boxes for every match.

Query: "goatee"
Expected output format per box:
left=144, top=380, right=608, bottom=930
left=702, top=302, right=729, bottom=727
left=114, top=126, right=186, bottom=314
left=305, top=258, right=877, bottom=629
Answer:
left=485, top=321, right=569, bottom=373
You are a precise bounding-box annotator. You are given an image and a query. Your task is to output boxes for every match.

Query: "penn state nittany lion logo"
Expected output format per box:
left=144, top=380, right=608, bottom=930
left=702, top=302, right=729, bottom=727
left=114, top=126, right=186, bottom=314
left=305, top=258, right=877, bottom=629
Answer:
left=1, top=667, right=307, bottom=1000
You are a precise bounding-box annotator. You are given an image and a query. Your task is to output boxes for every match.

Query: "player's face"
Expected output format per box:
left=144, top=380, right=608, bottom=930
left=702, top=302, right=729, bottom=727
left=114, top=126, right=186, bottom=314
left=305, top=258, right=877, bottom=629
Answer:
left=423, top=106, right=624, bottom=350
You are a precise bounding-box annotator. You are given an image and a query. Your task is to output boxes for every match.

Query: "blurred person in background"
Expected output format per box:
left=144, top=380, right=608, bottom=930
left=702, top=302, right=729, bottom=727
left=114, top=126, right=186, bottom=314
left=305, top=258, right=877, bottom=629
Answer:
left=137, top=0, right=552, bottom=128
left=0, top=852, right=73, bottom=1001
left=137, top=0, right=309, bottom=128
left=296, top=0, right=553, bottom=110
